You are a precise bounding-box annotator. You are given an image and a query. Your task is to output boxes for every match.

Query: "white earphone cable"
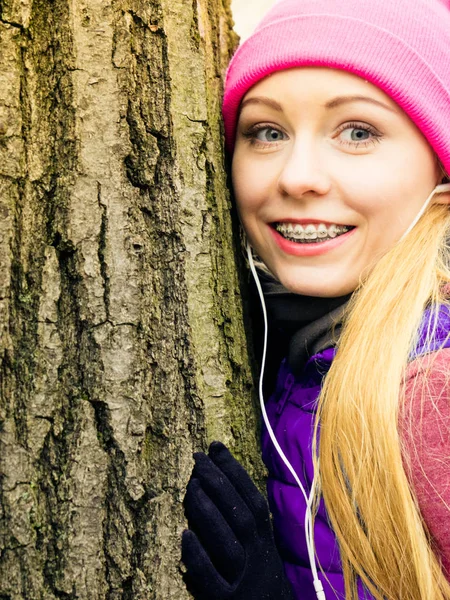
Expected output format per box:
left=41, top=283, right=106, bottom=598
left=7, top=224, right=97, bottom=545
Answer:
left=246, top=242, right=326, bottom=600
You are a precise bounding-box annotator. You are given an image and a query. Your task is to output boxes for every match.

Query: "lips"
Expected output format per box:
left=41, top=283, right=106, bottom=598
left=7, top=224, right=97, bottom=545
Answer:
left=269, top=222, right=357, bottom=257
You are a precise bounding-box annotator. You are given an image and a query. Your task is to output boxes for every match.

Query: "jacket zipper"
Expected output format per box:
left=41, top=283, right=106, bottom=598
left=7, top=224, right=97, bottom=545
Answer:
left=276, top=373, right=295, bottom=415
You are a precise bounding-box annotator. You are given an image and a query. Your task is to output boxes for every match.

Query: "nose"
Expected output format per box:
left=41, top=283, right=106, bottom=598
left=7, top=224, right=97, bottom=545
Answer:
left=277, top=136, right=331, bottom=199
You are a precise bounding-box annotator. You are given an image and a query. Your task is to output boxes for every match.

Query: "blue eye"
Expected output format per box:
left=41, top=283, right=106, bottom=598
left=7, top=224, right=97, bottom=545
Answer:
left=242, top=124, right=287, bottom=146
left=349, top=128, right=370, bottom=141
left=256, top=127, right=285, bottom=142
left=338, top=122, right=382, bottom=147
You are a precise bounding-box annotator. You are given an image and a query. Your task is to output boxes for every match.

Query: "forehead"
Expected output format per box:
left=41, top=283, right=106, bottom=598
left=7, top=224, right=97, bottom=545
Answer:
left=240, top=66, right=400, bottom=113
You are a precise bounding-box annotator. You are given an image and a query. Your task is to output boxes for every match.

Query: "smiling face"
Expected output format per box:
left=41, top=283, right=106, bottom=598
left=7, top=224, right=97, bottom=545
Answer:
left=232, top=67, right=445, bottom=297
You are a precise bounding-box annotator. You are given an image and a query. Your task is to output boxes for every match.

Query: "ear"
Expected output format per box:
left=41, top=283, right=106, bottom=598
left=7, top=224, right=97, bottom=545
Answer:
left=433, top=182, right=450, bottom=205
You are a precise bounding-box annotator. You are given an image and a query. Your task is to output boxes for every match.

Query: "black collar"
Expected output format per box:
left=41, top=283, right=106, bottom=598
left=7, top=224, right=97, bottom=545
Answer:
left=257, top=269, right=351, bottom=376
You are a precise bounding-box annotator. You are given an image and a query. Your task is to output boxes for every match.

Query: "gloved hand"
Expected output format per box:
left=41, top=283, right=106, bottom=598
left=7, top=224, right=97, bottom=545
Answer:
left=181, top=441, right=294, bottom=600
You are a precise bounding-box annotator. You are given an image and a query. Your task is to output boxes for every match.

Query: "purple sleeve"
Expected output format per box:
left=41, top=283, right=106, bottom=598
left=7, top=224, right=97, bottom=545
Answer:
left=400, top=349, right=450, bottom=579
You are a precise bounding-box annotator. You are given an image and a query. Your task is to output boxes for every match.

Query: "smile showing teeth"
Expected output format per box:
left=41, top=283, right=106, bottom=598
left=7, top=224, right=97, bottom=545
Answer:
left=274, top=222, right=354, bottom=243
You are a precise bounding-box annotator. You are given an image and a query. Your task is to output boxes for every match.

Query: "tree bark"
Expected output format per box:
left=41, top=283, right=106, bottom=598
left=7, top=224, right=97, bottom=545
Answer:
left=0, top=0, right=263, bottom=597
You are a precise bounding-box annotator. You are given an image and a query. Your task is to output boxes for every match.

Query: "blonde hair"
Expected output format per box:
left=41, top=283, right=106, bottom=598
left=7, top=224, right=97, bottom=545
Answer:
left=312, top=200, right=450, bottom=599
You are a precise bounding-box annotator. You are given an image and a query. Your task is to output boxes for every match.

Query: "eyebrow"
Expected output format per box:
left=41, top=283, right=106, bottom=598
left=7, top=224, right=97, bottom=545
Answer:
left=239, top=94, right=398, bottom=114
left=325, top=95, right=398, bottom=113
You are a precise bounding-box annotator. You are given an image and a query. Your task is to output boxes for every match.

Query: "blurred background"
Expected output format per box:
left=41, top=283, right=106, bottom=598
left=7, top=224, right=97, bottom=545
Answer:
left=231, top=0, right=278, bottom=40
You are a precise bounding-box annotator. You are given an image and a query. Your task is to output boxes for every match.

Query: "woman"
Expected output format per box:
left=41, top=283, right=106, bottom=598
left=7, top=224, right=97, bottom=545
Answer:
left=181, top=1, right=450, bottom=598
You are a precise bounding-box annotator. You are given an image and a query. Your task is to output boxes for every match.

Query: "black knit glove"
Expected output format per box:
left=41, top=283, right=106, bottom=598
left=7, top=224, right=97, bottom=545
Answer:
left=181, top=441, right=294, bottom=600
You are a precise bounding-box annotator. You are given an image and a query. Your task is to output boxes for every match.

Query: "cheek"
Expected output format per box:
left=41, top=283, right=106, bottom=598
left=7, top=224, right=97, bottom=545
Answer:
left=232, top=183, right=257, bottom=226
left=232, top=159, right=273, bottom=215
left=343, top=143, right=437, bottom=217
left=339, top=165, right=401, bottom=217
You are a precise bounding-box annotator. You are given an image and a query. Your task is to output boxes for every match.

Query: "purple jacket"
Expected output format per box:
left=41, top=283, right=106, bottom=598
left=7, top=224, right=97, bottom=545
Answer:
left=261, top=305, right=450, bottom=600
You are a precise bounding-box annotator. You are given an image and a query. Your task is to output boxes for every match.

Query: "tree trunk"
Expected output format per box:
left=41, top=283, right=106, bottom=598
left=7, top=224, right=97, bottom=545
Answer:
left=0, top=0, right=263, bottom=597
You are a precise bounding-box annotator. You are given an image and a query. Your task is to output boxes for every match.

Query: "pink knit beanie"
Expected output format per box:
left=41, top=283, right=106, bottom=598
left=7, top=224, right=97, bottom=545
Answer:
left=222, top=0, right=450, bottom=176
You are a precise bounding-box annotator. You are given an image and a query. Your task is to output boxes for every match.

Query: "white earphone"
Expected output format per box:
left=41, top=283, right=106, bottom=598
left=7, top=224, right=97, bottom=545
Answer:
left=398, top=182, right=450, bottom=242
left=246, top=181, right=450, bottom=600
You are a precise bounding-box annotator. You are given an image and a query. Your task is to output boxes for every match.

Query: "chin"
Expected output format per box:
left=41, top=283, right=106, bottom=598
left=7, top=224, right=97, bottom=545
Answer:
left=276, top=271, right=357, bottom=298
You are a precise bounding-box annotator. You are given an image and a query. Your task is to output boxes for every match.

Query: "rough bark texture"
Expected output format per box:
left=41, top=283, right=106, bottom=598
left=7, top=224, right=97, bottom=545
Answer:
left=0, top=0, right=264, bottom=597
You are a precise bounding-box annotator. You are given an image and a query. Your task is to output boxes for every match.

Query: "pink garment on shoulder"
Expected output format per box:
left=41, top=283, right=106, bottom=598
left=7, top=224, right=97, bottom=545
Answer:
left=400, top=348, right=450, bottom=578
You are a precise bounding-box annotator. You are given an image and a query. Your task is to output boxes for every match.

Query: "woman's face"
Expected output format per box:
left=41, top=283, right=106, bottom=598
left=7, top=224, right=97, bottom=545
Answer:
left=232, top=67, right=445, bottom=296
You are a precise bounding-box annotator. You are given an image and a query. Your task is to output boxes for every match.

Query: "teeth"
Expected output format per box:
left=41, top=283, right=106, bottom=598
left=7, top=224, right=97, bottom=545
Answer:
left=275, top=222, right=352, bottom=242
left=304, top=224, right=317, bottom=239
left=317, top=223, right=328, bottom=238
